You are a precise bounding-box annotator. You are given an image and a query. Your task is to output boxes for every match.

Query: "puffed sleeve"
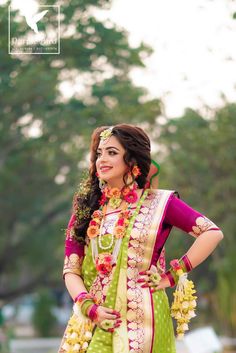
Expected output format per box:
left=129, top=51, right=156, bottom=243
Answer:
left=63, top=214, right=85, bottom=278
left=164, top=194, right=220, bottom=237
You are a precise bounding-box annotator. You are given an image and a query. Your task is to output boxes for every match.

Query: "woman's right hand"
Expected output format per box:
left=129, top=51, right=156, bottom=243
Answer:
left=88, top=305, right=122, bottom=332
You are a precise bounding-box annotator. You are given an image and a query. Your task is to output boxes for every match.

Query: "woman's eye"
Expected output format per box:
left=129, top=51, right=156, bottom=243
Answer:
left=109, top=151, right=117, bottom=155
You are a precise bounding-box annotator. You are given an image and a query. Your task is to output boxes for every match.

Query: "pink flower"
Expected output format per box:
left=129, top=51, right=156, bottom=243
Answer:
left=117, top=218, right=125, bottom=226
left=124, top=190, right=138, bottom=204
left=99, top=193, right=107, bottom=206
left=90, top=220, right=97, bottom=226
left=170, top=259, right=181, bottom=271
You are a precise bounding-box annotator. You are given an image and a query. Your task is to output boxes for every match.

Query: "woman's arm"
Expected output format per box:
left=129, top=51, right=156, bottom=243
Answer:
left=64, top=273, right=87, bottom=301
left=139, top=195, right=224, bottom=290
left=185, top=229, right=223, bottom=268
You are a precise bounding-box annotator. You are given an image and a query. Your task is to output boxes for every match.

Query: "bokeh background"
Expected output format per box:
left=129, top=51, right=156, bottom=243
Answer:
left=0, top=0, right=236, bottom=352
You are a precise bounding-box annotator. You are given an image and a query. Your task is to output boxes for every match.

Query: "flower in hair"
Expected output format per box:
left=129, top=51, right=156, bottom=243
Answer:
left=132, top=165, right=141, bottom=178
left=100, top=127, right=113, bottom=141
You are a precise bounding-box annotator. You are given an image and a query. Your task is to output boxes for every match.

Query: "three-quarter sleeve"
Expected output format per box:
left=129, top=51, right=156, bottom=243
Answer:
left=63, top=214, right=85, bottom=278
left=164, top=194, right=220, bottom=237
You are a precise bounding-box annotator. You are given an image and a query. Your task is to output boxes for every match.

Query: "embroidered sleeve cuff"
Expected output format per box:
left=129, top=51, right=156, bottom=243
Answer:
left=63, top=253, right=83, bottom=278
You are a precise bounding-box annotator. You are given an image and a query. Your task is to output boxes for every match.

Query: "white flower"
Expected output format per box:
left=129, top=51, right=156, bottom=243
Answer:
left=73, top=302, right=80, bottom=315
left=71, top=332, right=78, bottom=339
left=191, top=300, right=197, bottom=307
left=73, top=343, right=81, bottom=351
left=84, top=331, right=92, bottom=340
left=187, top=310, right=196, bottom=319
left=62, top=342, right=70, bottom=351
left=175, top=312, right=182, bottom=319
left=182, top=323, right=189, bottom=331
left=182, top=301, right=189, bottom=309
left=82, top=342, right=89, bottom=349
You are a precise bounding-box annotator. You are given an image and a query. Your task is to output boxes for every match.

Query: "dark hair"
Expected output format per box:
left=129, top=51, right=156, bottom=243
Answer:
left=73, top=124, right=151, bottom=243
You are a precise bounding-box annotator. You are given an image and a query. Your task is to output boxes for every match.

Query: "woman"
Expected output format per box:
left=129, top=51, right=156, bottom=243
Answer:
left=59, top=124, right=223, bottom=353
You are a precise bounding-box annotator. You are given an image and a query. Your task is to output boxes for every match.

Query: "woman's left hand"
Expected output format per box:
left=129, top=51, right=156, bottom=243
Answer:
left=138, top=266, right=171, bottom=292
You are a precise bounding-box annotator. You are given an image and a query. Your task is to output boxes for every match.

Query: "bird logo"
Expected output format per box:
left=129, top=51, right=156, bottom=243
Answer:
left=24, top=10, right=48, bottom=34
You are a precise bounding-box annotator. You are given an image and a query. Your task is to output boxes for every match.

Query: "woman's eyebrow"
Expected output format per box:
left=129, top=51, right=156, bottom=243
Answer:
left=97, top=146, right=120, bottom=151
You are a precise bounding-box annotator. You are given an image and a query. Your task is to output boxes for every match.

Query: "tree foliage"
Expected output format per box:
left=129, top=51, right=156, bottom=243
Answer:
left=0, top=0, right=160, bottom=301
left=156, top=105, right=236, bottom=335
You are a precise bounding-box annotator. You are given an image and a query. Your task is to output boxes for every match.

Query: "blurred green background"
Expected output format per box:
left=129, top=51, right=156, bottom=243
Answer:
left=0, top=0, right=235, bottom=351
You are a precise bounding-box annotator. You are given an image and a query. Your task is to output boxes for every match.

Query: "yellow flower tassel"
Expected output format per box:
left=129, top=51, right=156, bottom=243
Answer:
left=59, top=303, right=95, bottom=353
left=170, top=260, right=197, bottom=339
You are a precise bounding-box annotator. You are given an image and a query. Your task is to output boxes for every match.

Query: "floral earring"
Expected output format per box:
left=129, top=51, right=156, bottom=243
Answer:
left=96, top=172, right=106, bottom=191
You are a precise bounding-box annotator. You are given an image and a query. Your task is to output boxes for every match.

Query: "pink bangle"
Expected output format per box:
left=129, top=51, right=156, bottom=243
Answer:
left=181, top=254, right=193, bottom=272
left=74, top=291, right=88, bottom=303
left=162, top=271, right=175, bottom=287
left=87, top=304, right=98, bottom=321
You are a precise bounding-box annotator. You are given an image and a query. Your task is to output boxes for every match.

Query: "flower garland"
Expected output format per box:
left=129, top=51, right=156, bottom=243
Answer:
left=170, top=259, right=197, bottom=339
left=60, top=303, right=94, bottom=353
left=87, top=178, right=140, bottom=275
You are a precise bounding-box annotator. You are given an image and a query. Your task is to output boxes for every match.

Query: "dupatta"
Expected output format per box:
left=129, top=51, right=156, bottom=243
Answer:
left=83, top=189, right=175, bottom=353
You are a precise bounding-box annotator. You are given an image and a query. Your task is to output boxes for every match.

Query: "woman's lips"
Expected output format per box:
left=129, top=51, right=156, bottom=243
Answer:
left=100, top=166, right=112, bottom=172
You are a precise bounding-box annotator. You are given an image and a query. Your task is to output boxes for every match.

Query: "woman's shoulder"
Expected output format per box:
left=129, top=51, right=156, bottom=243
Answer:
left=146, top=188, right=178, bottom=198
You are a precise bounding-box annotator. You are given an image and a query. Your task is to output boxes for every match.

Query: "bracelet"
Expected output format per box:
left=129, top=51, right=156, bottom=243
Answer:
left=74, top=291, right=88, bottom=303
left=74, top=291, right=94, bottom=304
left=163, top=254, right=193, bottom=287
left=180, top=254, right=193, bottom=272
left=81, top=299, right=95, bottom=316
left=161, top=270, right=176, bottom=287
left=87, top=304, right=99, bottom=321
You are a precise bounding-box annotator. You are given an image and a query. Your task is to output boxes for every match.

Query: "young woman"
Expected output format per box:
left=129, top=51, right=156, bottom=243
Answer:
left=59, top=124, right=223, bottom=353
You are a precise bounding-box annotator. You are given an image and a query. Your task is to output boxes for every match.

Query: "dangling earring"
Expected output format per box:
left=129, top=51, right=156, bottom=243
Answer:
left=126, top=172, right=134, bottom=186
left=96, top=172, right=106, bottom=191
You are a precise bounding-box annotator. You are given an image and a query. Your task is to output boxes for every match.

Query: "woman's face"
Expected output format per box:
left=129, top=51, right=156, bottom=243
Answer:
left=96, top=135, right=128, bottom=189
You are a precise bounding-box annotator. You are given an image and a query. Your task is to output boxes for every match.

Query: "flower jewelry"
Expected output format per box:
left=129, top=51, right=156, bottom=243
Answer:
left=60, top=303, right=94, bottom=353
left=87, top=184, right=137, bottom=275
left=132, top=165, right=141, bottom=178
left=95, top=253, right=114, bottom=275
left=170, top=259, right=197, bottom=339
left=100, top=127, right=113, bottom=141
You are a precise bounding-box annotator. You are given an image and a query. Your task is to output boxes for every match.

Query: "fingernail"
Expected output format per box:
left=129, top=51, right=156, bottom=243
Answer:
left=139, top=271, right=146, bottom=275
left=117, top=320, right=122, bottom=324
left=137, top=279, right=145, bottom=283
left=141, top=284, right=148, bottom=288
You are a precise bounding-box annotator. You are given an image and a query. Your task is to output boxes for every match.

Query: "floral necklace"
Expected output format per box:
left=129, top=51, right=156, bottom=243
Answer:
left=87, top=183, right=139, bottom=275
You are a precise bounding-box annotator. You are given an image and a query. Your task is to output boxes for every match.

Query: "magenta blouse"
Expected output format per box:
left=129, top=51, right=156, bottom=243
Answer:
left=63, top=193, right=219, bottom=277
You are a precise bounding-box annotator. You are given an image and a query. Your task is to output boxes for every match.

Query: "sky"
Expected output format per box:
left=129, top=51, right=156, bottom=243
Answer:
left=102, top=0, right=236, bottom=117
left=5, top=0, right=236, bottom=117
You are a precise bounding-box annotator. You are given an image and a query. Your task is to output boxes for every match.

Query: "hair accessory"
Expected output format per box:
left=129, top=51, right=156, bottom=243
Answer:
left=100, top=127, right=113, bottom=141
left=132, top=165, right=141, bottom=179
